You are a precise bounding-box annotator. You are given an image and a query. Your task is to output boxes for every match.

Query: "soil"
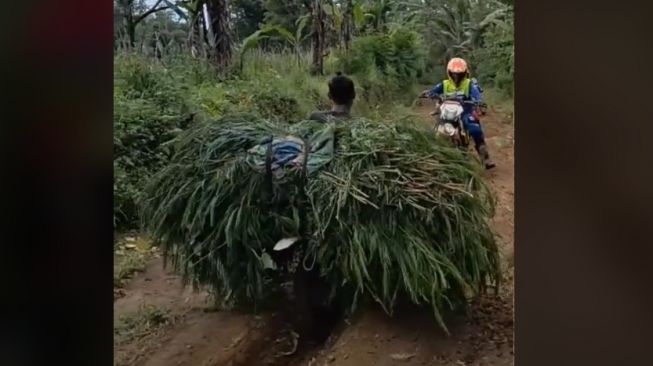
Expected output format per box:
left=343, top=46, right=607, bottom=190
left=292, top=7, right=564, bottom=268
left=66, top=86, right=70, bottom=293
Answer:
left=114, top=103, right=515, bottom=366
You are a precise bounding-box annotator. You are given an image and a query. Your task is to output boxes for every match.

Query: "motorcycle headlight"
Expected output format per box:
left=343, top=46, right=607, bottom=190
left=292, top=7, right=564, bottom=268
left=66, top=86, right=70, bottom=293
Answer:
left=444, top=124, right=456, bottom=136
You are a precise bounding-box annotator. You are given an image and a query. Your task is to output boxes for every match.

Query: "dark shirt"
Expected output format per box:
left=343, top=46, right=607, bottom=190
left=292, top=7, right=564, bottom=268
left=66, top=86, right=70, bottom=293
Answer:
left=308, top=110, right=351, bottom=123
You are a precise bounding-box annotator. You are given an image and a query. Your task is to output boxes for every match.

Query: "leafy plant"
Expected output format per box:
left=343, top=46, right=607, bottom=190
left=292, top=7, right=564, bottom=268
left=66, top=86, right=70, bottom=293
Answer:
left=360, top=0, right=397, bottom=32
left=469, top=6, right=514, bottom=95
left=329, top=25, right=424, bottom=107
left=113, top=54, right=194, bottom=230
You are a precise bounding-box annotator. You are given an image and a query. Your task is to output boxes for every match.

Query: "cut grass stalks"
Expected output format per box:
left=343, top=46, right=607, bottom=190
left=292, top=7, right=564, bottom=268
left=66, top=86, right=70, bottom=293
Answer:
left=140, top=113, right=500, bottom=334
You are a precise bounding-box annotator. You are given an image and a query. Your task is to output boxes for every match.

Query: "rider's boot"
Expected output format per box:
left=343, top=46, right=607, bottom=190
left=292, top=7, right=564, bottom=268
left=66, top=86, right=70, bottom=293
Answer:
left=477, top=143, right=496, bottom=170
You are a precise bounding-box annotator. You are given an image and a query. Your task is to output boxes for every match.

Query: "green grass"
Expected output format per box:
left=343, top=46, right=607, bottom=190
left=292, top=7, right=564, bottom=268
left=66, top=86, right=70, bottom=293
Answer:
left=483, top=87, right=514, bottom=119
left=114, top=304, right=174, bottom=345
left=114, top=236, right=154, bottom=287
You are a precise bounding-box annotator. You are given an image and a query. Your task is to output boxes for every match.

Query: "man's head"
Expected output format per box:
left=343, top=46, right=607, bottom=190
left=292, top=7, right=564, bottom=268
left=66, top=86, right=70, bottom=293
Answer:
left=446, top=58, right=469, bottom=86
left=328, top=72, right=356, bottom=107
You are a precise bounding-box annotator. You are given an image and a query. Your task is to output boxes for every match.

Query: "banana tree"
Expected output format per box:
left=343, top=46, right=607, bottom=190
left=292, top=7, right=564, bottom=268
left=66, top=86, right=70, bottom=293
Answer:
left=322, top=0, right=342, bottom=49
left=237, top=28, right=269, bottom=71
left=238, top=14, right=312, bottom=68
left=265, top=14, right=312, bottom=66
left=343, top=0, right=367, bottom=49
left=310, top=0, right=327, bottom=75
left=361, top=0, right=397, bottom=33
left=430, top=0, right=509, bottom=63
left=468, top=2, right=509, bottom=47
left=173, top=0, right=207, bottom=58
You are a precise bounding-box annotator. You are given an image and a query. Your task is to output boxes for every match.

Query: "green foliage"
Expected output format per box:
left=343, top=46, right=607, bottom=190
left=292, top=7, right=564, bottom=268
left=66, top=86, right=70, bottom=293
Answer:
left=403, top=0, right=513, bottom=96
left=359, top=0, right=397, bottom=33
left=113, top=52, right=331, bottom=230
left=114, top=237, right=153, bottom=287
left=239, top=15, right=312, bottom=67
left=193, top=52, right=328, bottom=121
left=232, top=0, right=267, bottom=39
left=114, top=54, right=188, bottom=109
left=333, top=27, right=421, bottom=77
left=469, top=8, right=514, bottom=96
left=113, top=54, right=194, bottom=230
left=135, top=10, right=189, bottom=57
left=262, top=0, right=309, bottom=34
left=329, top=26, right=425, bottom=107
left=140, top=114, right=500, bottom=332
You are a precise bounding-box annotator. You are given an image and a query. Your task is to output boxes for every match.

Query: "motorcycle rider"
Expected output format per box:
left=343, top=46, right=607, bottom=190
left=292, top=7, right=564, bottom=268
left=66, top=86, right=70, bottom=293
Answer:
left=421, top=58, right=495, bottom=169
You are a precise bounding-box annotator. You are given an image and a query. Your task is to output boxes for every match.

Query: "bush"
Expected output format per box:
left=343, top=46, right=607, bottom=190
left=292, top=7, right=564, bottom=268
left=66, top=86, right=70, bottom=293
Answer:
left=113, top=95, right=192, bottom=229
left=186, top=53, right=330, bottom=123
left=470, top=11, right=514, bottom=96
left=332, top=27, right=424, bottom=80
left=329, top=27, right=425, bottom=109
left=113, top=56, right=194, bottom=230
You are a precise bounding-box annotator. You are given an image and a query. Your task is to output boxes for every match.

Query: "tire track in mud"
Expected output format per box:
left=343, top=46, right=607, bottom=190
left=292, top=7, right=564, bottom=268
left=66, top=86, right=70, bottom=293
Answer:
left=114, top=256, right=337, bottom=366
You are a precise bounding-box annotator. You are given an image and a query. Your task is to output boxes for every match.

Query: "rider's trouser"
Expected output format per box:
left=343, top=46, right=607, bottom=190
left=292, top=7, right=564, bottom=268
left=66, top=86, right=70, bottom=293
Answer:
left=462, top=112, right=486, bottom=149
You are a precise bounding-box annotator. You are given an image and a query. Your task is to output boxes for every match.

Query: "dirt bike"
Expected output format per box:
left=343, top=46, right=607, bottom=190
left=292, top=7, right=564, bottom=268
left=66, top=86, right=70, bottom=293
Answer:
left=420, top=94, right=480, bottom=150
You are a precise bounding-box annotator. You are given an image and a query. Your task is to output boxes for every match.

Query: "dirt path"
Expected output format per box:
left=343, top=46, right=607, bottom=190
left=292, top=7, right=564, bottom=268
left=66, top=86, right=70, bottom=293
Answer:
left=114, top=104, right=514, bottom=366
left=114, top=256, right=255, bottom=366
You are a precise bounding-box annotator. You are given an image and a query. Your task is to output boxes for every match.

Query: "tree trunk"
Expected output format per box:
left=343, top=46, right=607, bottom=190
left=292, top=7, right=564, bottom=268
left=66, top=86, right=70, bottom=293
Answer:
left=188, top=11, right=203, bottom=58
left=310, top=0, right=325, bottom=76
left=126, top=23, right=136, bottom=49
left=154, top=32, right=163, bottom=60
left=342, top=0, right=353, bottom=51
left=206, top=0, right=233, bottom=72
left=123, top=4, right=136, bottom=50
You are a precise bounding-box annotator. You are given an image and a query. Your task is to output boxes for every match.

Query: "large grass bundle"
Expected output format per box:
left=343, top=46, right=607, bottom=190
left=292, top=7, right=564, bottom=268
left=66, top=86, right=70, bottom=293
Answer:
left=140, top=113, right=500, bottom=332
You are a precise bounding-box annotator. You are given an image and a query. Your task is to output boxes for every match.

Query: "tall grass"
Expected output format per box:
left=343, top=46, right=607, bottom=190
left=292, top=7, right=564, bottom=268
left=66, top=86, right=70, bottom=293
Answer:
left=241, top=49, right=313, bottom=77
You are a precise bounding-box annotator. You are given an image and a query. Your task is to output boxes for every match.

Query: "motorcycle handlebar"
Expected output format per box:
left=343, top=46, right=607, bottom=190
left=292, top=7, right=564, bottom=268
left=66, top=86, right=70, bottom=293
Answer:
left=441, top=98, right=479, bottom=106
left=418, top=95, right=482, bottom=106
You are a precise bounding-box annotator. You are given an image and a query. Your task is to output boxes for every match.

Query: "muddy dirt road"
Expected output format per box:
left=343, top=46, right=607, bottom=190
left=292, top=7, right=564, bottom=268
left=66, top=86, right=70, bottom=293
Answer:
left=114, top=104, right=514, bottom=366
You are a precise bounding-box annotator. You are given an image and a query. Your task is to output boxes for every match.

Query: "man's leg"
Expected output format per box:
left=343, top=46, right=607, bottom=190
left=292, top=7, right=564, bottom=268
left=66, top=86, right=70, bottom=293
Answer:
left=463, top=114, right=496, bottom=169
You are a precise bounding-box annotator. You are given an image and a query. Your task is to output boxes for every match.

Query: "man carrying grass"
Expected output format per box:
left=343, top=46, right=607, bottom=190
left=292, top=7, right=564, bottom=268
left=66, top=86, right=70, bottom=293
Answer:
left=309, top=72, right=356, bottom=122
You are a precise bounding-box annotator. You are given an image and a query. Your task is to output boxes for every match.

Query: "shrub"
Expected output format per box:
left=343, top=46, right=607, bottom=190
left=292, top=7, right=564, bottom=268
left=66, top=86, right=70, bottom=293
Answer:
left=113, top=56, right=194, bottom=230
left=328, top=27, right=425, bottom=109
left=469, top=11, right=514, bottom=96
